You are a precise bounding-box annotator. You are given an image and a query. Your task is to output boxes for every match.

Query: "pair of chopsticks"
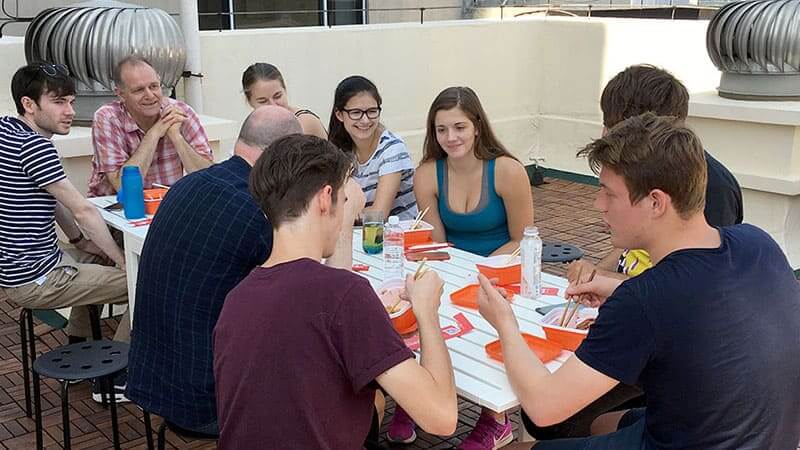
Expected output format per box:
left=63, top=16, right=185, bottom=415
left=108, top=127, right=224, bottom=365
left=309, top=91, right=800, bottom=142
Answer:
left=129, top=218, right=152, bottom=227
left=504, top=247, right=521, bottom=265
left=388, top=258, right=431, bottom=313
left=410, top=207, right=429, bottom=231
left=560, top=267, right=597, bottom=327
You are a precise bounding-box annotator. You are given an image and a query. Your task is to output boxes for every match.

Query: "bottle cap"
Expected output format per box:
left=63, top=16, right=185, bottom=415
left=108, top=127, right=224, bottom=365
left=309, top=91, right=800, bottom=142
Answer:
left=524, top=225, right=539, bottom=236
left=122, top=166, right=140, bottom=176
left=387, top=215, right=399, bottom=225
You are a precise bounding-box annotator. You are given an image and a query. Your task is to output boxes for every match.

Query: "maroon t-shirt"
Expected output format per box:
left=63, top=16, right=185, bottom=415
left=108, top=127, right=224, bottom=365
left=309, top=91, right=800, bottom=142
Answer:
left=213, top=258, right=414, bottom=450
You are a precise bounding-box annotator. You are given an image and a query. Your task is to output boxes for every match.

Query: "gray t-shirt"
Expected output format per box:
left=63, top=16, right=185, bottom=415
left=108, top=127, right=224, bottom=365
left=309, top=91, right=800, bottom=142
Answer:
left=353, top=129, right=418, bottom=220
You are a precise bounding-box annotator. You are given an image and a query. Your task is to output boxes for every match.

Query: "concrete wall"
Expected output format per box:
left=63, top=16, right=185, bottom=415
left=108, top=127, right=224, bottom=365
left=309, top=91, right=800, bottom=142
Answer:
left=368, top=0, right=463, bottom=24
left=2, top=16, right=799, bottom=266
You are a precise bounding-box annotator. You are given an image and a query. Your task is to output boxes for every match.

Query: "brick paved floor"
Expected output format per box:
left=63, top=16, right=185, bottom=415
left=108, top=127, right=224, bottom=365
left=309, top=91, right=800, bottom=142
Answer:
left=0, top=179, right=606, bottom=449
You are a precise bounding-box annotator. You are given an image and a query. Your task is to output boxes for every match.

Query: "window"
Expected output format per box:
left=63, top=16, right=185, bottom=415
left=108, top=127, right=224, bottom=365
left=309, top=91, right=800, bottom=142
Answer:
left=198, top=0, right=365, bottom=31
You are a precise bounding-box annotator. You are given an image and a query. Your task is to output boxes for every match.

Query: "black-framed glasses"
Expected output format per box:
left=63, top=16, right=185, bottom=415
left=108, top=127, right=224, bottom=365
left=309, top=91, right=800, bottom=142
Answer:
left=341, top=107, right=381, bottom=120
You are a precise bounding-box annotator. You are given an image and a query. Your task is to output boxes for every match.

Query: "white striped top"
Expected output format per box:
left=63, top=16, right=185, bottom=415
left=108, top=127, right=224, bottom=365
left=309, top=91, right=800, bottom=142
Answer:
left=0, top=117, right=65, bottom=287
left=353, top=129, right=418, bottom=220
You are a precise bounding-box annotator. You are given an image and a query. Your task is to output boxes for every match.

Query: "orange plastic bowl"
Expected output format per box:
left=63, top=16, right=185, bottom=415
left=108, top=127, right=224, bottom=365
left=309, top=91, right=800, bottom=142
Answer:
left=377, top=279, right=418, bottom=334
left=539, top=308, right=596, bottom=352
left=143, top=188, right=168, bottom=216
left=475, top=255, right=521, bottom=286
left=398, top=220, right=434, bottom=249
left=485, top=333, right=563, bottom=363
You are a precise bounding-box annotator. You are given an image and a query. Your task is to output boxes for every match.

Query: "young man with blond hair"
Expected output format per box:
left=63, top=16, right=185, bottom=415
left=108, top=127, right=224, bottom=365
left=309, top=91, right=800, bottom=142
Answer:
left=482, top=113, right=800, bottom=449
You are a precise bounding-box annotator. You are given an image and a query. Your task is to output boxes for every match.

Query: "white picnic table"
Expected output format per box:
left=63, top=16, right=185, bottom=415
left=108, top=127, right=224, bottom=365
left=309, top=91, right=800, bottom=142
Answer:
left=87, top=194, right=575, bottom=413
left=87, top=195, right=147, bottom=326
left=352, top=229, right=574, bottom=413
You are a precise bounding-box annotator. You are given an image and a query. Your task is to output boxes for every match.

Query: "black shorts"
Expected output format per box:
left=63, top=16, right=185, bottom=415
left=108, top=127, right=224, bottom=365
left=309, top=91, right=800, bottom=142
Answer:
left=532, top=408, right=646, bottom=450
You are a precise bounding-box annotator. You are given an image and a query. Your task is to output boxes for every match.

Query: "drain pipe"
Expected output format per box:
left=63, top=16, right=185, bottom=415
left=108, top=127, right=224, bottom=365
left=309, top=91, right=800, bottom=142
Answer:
left=179, top=0, right=204, bottom=113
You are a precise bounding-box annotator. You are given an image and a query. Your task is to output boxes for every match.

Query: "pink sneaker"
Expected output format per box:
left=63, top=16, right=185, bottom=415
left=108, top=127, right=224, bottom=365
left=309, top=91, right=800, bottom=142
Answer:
left=458, top=411, right=513, bottom=450
left=386, top=406, right=417, bottom=444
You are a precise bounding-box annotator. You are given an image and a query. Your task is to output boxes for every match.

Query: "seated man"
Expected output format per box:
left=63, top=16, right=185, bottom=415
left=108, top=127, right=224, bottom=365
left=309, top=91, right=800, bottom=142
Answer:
left=213, top=135, right=458, bottom=449
left=126, top=106, right=343, bottom=434
left=570, top=64, right=743, bottom=282
left=0, top=63, right=130, bottom=399
left=482, top=113, right=800, bottom=450
left=87, top=55, right=213, bottom=197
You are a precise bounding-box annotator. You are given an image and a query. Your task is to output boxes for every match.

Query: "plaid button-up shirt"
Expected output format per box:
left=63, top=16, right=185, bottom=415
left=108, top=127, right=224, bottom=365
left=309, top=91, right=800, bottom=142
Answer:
left=88, top=99, right=212, bottom=197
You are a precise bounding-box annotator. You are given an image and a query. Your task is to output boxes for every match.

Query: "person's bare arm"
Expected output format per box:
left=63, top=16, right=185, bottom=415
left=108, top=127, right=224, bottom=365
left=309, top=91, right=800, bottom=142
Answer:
left=567, top=259, right=629, bottom=284
left=491, top=158, right=535, bottom=256
left=325, top=179, right=365, bottom=270
left=104, top=108, right=182, bottom=192
left=413, top=162, right=447, bottom=243
left=477, top=274, right=618, bottom=426
left=45, top=180, right=125, bottom=269
left=376, top=271, right=457, bottom=436
left=366, top=172, right=403, bottom=220
left=597, top=248, right=625, bottom=272
left=298, top=113, right=328, bottom=140
left=167, top=122, right=213, bottom=174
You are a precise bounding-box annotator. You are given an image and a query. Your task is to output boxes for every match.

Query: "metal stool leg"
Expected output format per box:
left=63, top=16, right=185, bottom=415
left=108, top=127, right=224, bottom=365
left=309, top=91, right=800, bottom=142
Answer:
left=61, top=380, right=71, bottom=450
left=143, top=410, right=155, bottom=450
left=33, top=369, right=43, bottom=450
left=19, top=309, right=31, bottom=417
left=105, top=376, right=121, bottom=450
left=88, top=305, right=102, bottom=341
left=157, top=420, right=167, bottom=450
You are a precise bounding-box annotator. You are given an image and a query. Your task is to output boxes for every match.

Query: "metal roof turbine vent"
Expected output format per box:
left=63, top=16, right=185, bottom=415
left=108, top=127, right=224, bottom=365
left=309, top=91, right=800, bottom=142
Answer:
left=24, top=0, right=187, bottom=125
left=706, top=0, right=800, bottom=101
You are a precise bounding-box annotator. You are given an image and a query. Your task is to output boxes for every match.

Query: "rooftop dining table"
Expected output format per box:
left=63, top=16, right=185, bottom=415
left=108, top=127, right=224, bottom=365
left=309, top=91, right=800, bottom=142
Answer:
left=87, top=194, right=577, bottom=413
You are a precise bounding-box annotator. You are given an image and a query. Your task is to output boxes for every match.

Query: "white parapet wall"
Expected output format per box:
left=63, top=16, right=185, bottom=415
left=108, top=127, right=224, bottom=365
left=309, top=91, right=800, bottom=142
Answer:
left=1, top=17, right=797, bottom=267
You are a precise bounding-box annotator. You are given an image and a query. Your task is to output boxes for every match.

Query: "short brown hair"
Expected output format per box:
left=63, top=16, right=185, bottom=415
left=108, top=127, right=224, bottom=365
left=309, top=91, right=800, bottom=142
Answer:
left=249, top=134, right=353, bottom=228
left=577, top=112, right=707, bottom=218
left=600, top=65, right=689, bottom=128
left=422, top=86, right=518, bottom=163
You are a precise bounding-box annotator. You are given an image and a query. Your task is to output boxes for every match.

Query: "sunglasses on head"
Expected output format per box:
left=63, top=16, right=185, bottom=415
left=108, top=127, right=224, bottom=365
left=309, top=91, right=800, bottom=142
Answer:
left=24, top=63, right=71, bottom=92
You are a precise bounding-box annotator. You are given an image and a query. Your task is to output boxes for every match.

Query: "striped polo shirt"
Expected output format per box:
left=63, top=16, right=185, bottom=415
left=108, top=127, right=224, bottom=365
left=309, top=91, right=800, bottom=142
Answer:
left=353, top=129, right=418, bottom=220
left=0, top=116, right=66, bottom=287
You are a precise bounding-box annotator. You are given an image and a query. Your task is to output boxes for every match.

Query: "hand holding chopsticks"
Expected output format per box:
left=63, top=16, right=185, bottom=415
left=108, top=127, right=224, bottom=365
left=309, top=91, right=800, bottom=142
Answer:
left=561, top=268, right=597, bottom=327
left=413, top=257, right=429, bottom=280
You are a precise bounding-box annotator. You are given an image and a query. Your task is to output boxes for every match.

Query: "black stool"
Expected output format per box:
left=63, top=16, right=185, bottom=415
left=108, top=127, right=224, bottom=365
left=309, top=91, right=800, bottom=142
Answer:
left=141, top=411, right=218, bottom=450
left=19, top=305, right=103, bottom=418
left=32, top=340, right=128, bottom=450
left=542, top=240, right=584, bottom=263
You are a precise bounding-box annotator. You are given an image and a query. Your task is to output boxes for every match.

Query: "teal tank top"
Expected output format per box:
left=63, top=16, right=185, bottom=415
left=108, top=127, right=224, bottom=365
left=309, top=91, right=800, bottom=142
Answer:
left=436, top=159, right=510, bottom=257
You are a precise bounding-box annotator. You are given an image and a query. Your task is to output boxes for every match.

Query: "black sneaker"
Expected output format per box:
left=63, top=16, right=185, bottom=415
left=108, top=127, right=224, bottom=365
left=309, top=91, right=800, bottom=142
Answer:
left=91, top=370, right=129, bottom=403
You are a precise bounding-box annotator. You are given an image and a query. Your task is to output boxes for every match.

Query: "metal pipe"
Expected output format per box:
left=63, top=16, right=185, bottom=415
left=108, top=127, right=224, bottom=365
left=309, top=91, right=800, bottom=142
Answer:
left=179, top=0, right=204, bottom=113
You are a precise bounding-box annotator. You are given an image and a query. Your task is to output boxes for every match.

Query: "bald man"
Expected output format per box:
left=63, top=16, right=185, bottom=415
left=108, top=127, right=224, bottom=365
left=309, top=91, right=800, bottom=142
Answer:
left=125, top=106, right=303, bottom=434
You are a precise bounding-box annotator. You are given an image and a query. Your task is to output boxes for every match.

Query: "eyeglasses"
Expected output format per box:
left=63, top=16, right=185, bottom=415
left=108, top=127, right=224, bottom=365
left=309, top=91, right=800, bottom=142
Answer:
left=31, top=63, right=70, bottom=78
left=24, top=63, right=71, bottom=90
left=341, top=107, right=381, bottom=121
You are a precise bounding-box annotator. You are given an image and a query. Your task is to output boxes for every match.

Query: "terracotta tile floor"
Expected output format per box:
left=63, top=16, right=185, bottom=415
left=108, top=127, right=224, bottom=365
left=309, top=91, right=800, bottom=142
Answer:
left=4, top=178, right=791, bottom=449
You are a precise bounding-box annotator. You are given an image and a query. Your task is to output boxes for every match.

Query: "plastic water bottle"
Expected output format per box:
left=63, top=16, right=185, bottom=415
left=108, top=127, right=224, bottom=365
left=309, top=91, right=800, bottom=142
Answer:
left=383, top=215, right=405, bottom=281
left=521, top=226, right=542, bottom=299
left=120, top=166, right=145, bottom=220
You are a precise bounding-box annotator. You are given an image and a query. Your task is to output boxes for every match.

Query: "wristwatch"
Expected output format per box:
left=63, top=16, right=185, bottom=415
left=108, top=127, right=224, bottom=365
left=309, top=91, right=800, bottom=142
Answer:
left=68, top=234, right=84, bottom=245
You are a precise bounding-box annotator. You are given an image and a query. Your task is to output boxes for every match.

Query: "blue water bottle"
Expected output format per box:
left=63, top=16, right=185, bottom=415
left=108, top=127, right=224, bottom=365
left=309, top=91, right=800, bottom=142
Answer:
left=120, top=166, right=145, bottom=219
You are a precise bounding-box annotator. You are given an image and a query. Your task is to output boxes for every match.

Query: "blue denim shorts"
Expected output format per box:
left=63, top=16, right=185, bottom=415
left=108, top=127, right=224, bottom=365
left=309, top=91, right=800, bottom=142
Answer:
left=532, top=408, right=646, bottom=450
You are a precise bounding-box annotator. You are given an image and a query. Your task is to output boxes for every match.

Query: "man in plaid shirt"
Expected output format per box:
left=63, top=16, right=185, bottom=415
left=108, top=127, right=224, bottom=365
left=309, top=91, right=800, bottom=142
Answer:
left=88, top=55, right=213, bottom=197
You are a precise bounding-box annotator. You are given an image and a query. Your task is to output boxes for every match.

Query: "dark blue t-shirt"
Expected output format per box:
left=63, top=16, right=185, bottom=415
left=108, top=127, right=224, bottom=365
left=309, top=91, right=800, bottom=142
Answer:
left=127, top=156, right=271, bottom=430
left=576, top=224, right=800, bottom=450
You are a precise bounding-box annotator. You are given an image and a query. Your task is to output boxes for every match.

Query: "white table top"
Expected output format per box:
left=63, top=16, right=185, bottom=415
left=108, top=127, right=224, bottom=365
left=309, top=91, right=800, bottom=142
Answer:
left=352, top=230, right=573, bottom=413
left=86, top=197, right=574, bottom=413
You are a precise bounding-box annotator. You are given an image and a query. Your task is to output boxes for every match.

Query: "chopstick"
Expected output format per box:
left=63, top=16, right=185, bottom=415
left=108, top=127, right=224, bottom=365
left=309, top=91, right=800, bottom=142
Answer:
left=413, top=257, right=429, bottom=280
left=152, top=183, right=170, bottom=190
left=410, top=207, right=430, bottom=231
left=563, top=269, right=597, bottom=327
left=560, top=266, right=582, bottom=326
left=504, top=247, right=521, bottom=265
